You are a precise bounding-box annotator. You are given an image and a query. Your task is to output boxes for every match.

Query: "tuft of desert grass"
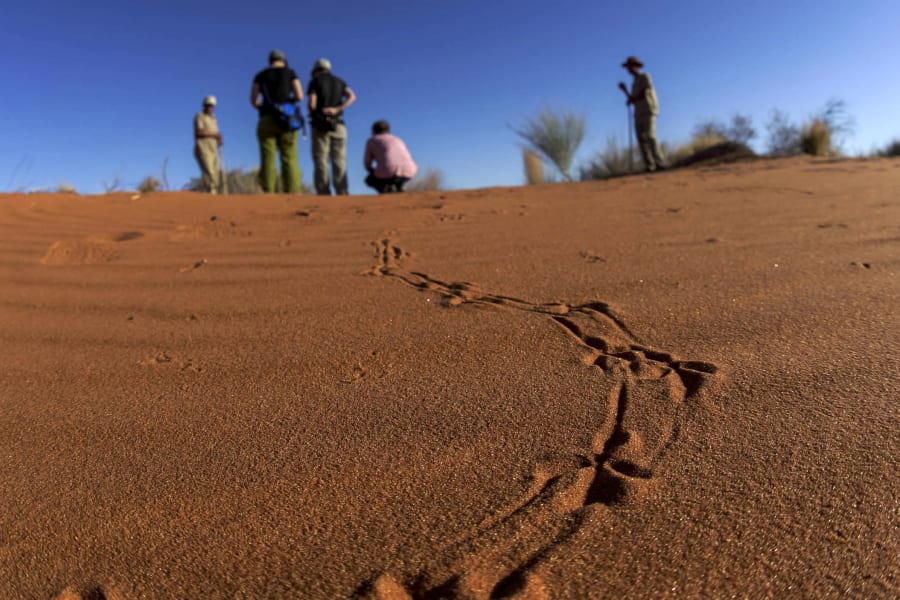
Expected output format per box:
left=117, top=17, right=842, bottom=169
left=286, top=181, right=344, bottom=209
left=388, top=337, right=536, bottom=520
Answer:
left=514, top=108, right=586, bottom=181
left=406, top=167, right=445, bottom=192
left=138, top=176, right=162, bottom=193
left=54, top=183, right=78, bottom=194
left=579, top=136, right=637, bottom=180
left=800, top=119, right=833, bottom=156
left=522, top=149, right=544, bottom=185
left=666, top=133, right=726, bottom=166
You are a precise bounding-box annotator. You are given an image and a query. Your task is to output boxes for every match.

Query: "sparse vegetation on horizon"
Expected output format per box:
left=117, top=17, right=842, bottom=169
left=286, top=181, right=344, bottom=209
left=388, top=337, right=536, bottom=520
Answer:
left=579, top=137, right=638, bottom=180
left=665, top=133, right=727, bottom=167
left=522, top=149, right=544, bottom=185
left=184, top=167, right=313, bottom=194
left=514, top=108, right=585, bottom=181
left=799, top=119, right=832, bottom=157
left=877, top=139, right=900, bottom=157
left=406, top=167, right=445, bottom=192
left=692, top=113, right=757, bottom=145
left=767, top=99, right=854, bottom=157
left=138, top=176, right=162, bottom=193
left=54, top=183, right=78, bottom=194
left=766, top=109, right=802, bottom=156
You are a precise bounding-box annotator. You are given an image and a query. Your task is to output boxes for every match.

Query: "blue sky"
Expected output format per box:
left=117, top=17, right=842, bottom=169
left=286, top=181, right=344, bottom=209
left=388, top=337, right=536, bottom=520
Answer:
left=2, top=0, right=898, bottom=193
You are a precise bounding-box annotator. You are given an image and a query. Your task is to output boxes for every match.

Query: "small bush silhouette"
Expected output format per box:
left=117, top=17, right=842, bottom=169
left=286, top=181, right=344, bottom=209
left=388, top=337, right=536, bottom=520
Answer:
left=799, top=119, right=833, bottom=156
left=666, top=133, right=727, bottom=166
left=766, top=109, right=802, bottom=156
left=877, top=139, right=900, bottom=157
left=138, top=176, right=162, bottom=193
left=673, top=141, right=756, bottom=168
left=767, top=99, right=854, bottom=157
left=54, top=183, right=78, bottom=194
left=406, top=167, right=445, bottom=192
left=579, top=137, right=638, bottom=180
left=522, top=149, right=544, bottom=185
left=514, top=108, right=585, bottom=181
left=693, top=114, right=757, bottom=145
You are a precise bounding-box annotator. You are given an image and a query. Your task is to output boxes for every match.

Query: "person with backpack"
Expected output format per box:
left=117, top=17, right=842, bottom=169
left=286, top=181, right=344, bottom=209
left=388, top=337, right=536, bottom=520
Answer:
left=307, top=58, right=356, bottom=195
left=363, top=120, right=417, bottom=194
left=250, top=49, right=304, bottom=193
left=193, top=95, right=223, bottom=193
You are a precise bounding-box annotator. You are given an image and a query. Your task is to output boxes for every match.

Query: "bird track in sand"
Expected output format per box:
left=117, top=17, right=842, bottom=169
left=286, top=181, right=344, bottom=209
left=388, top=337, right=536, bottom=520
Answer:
left=359, top=236, right=720, bottom=600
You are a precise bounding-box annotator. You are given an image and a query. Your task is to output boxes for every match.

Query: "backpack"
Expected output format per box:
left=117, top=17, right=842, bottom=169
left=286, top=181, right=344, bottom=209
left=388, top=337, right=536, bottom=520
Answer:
left=272, top=102, right=305, bottom=133
left=260, top=76, right=306, bottom=134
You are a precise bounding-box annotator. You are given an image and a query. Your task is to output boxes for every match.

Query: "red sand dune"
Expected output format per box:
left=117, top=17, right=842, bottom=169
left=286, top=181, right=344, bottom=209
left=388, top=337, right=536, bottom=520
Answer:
left=0, top=157, right=897, bottom=599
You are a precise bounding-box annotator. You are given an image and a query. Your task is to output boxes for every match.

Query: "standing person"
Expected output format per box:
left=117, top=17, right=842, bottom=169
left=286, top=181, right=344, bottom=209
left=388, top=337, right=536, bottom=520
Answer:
left=619, top=56, right=666, bottom=172
left=193, top=96, right=223, bottom=193
left=363, top=120, right=418, bottom=194
left=250, top=49, right=304, bottom=193
left=307, top=58, right=356, bottom=195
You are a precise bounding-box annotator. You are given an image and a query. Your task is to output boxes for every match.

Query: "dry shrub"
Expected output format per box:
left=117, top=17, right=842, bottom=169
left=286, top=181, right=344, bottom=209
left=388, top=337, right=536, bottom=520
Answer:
left=522, top=149, right=544, bottom=185
left=674, top=141, right=756, bottom=168
left=224, top=169, right=263, bottom=194
left=800, top=119, right=833, bottom=156
left=878, top=139, right=900, bottom=157
left=514, top=108, right=586, bottom=181
left=406, top=167, right=445, bottom=192
left=693, top=114, right=756, bottom=144
left=138, top=176, right=162, bottom=193
left=767, top=99, right=853, bottom=157
left=579, top=136, right=637, bottom=180
left=185, top=167, right=312, bottom=194
left=766, top=109, right=801, bottom=156
left=54, top=183, right=78, bottom=194
left=666, top=133, right=726, bottom=166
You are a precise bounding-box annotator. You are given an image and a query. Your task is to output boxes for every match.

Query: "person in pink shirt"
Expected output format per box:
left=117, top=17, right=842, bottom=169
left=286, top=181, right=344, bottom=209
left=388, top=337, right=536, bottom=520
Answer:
left=363, top=120, right=418, bottom=193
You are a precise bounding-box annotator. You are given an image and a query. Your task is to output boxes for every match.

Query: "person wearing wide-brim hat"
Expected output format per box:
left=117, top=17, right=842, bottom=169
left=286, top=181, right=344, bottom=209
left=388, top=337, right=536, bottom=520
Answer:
left=193, top=95, right=223, bottom=193
left=619, top=56, right=667, bottom=172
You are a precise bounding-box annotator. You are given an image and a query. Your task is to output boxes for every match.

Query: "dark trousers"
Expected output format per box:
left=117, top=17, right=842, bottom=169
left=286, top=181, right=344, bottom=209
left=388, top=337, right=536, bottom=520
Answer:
left=365, top=173, right=410, bottom=194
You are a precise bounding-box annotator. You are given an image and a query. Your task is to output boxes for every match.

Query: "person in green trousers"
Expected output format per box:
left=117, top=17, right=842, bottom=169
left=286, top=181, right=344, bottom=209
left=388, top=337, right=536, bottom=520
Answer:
left=250, top=49, right=303, bottom=193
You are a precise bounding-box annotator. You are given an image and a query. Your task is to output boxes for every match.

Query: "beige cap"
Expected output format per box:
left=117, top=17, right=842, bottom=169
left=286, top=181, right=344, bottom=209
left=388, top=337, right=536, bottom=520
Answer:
left=203, top=95, right=217, bottom=106
left=314, top=58, right=332, bottom=71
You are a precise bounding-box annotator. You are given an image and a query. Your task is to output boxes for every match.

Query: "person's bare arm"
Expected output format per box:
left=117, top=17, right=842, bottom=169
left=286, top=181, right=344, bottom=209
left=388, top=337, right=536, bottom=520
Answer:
left=342, top=86, right=357, bottom=110
left=292, top=78, right=304, bottom=103
left=250, top=83, right=261, bottom=109
left=322, top=86, right=356, bottom=116
left=308, top=91, right=317, bottom=114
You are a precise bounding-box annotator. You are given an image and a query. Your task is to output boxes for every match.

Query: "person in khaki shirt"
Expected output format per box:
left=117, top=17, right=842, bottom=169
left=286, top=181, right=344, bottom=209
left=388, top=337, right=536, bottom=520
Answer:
left=619, top=56, right=666, bottom=172
left=194, top=95, right=223, bottom=193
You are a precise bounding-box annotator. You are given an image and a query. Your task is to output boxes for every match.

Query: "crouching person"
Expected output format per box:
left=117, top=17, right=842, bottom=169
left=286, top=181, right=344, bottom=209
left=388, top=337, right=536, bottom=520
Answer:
left=363, top=120, right=417, bottom=194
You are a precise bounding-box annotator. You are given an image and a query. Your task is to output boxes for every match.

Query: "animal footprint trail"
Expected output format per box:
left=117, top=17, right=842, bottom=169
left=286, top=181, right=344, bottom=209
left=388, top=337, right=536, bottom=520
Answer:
left=360, top=236, right=719, bottom=600
left=53, top=584, right=124, bottom=600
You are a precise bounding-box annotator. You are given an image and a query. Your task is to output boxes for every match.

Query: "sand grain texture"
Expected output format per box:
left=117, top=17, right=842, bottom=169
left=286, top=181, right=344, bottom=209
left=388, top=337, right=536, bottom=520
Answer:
left=0, top=158, right=897, bottom=599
